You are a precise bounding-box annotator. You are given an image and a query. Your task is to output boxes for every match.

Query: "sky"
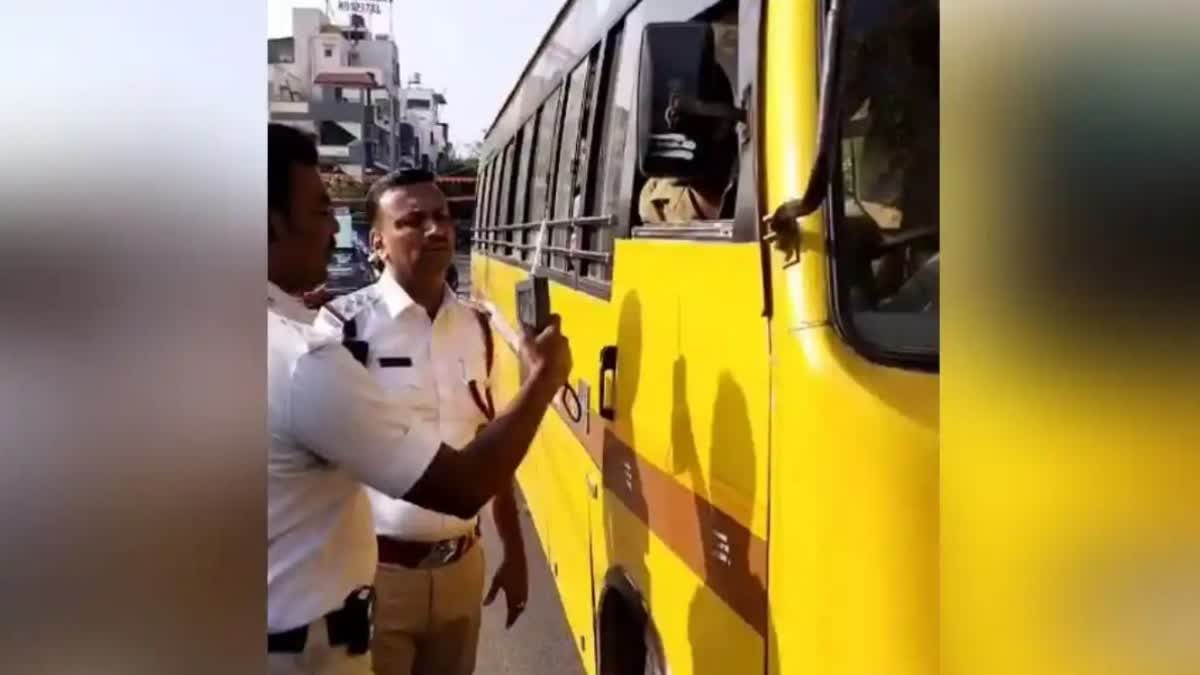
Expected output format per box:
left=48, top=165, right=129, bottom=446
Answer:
left=268, top=0, right=564, bottom=150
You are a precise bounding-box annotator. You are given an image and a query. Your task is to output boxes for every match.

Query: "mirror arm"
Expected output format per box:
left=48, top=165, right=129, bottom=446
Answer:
left=764, top=0, right=847, bottom=265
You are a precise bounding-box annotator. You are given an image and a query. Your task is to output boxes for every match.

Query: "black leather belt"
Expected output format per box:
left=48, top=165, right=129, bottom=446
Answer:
left=268, top=586, right=374, bottom=654
left=376, top=524, right=482, bottom=569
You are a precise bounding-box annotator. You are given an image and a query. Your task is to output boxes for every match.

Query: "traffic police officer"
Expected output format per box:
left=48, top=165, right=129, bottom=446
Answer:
left=267, top=123, right=571, bottom=675
left=315, top=170, right=528, bottom=675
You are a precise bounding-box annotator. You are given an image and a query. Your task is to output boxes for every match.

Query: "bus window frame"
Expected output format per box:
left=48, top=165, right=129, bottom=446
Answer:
left=821, top=0, right=940, bottom=373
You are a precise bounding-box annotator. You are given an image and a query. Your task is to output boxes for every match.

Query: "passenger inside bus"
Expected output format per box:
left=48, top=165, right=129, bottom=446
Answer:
left=637, top=12, right=739, bottom=226
left=838, top=0, right=939, bottom=315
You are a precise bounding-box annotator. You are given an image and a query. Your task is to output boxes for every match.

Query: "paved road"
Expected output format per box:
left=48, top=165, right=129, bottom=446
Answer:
left=475, top=495, right=586, bottom=675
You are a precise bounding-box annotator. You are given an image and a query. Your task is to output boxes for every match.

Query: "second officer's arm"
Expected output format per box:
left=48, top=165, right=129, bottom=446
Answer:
left=291, top=317, right=571, bottom=518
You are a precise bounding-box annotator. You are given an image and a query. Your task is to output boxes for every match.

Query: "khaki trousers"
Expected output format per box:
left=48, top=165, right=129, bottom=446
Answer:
left=268, top=620, right=373, bottom=675
left=371, top=541, right=485, bottom=675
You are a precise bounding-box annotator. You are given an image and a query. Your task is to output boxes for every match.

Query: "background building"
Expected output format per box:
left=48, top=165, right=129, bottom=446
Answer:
left=268, top=8, right=451, bottom=178
left=399, top=72, right=450, bottom=172
left=268, top=8, right=402, bottom=179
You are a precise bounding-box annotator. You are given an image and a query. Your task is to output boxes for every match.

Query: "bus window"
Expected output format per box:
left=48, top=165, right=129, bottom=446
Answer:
left=504, top=130, right=523, bottom=255
left=582, top=21, right=628, bottom=282
left=550, top=57, right=594, bottom=270
left=590, top=22, right=626, bottom=218
left=490, top=150, right=508, bottom=255
left=473, top=163, right=490, bottom=253
left=598, top=14, right=640, bottom=231
left=634, top=8, right=740, bottom=229
left=529, top=89, right=562, bottom=229
left=833, top=0, right=939, bottom=357
left=554, top=57, right=593, bottom=222
left=513, top=117, right=535, bottom=228
left=498, top=139, right=517, bottom=257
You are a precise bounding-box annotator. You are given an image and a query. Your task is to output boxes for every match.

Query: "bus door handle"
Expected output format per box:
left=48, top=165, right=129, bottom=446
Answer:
left=598, top=346, right=618, bottom=421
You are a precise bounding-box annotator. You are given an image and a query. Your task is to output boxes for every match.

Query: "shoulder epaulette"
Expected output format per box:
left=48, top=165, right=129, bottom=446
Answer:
left=321, top=286, right=380, bottom=367
left=323, top=286, right=379, bottom=326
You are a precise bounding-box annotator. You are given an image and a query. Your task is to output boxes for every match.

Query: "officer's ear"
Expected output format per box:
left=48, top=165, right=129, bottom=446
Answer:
left=370, top=226, right=385, bottom=257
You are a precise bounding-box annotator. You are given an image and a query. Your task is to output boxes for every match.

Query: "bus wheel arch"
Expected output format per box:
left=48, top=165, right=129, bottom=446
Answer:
left=597, top=567, right=667, bottom=675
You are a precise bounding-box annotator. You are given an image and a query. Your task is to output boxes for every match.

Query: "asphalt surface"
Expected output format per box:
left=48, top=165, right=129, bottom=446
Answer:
left=475, top=495, right=586, bottom=675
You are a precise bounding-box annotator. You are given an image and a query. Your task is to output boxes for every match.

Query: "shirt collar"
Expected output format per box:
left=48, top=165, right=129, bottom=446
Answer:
left=267, top=282, right=315, bottom=322
left=376, top=271, right=456, bottom=320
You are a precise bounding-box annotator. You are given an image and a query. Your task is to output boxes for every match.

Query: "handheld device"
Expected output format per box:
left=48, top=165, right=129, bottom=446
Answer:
left=517, top=219, right=553, bottom=335
left=515, top=275, right=551, bottom=335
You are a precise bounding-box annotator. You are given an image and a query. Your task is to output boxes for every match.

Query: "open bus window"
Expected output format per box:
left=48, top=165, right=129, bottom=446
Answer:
left=633, top=9, right=739, bottom=231
left=832, top=0, right=939, bottom=359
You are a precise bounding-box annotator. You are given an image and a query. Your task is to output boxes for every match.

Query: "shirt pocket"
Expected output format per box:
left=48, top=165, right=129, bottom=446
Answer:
left=371, top=356, right=439, bottom=420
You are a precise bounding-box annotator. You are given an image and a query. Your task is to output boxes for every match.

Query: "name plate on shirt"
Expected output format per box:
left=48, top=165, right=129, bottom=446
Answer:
left=378, top=356, right=413, bottom=368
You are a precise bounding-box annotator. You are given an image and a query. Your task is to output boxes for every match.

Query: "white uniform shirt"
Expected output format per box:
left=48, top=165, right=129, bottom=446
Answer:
left=315, top=273, right=491, bottom=543
left=268, top=282, right=440, bottom=633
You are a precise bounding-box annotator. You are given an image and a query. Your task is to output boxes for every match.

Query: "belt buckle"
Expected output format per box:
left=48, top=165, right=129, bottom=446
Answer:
left=420, top=539, right=459, bottom=568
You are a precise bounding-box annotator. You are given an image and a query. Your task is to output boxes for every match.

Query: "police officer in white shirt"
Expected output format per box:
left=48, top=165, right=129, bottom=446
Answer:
left=267, top=124, right=571, bottom=675
left=315, top=170, right=526, bottom=675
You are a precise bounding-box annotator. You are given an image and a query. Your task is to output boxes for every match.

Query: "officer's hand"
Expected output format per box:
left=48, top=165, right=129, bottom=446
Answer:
left=483, top=550, right=529, bottom=629
left=302, top=286, right=334, bottom=309
left=521, top=315, right=572, bottom=388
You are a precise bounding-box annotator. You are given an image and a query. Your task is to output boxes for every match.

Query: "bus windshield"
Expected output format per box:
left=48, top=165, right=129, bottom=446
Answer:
left=832, top=0, right=939, bottom=361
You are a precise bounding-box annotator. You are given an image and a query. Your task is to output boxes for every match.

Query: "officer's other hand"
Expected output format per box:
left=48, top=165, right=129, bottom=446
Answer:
left=483, top=550, right=529, bottom=629
left=521, top=314, right=571, bottom=388
left=302, top=285, right=334, bottom=309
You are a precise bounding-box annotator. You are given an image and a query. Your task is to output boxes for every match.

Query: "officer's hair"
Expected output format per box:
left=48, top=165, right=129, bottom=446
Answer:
left=268, top=123, right=319, bottom=242
left=365, top=168, right=437, bottom=229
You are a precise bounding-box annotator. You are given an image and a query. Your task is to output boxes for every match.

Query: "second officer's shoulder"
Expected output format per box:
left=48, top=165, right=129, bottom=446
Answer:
left=314, top=285, right=383, bottom=332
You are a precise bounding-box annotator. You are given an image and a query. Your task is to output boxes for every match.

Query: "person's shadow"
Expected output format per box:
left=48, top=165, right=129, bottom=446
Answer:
left=672, top=362, right=777, bottom=675
left=601, top=290, right=651, bottom=640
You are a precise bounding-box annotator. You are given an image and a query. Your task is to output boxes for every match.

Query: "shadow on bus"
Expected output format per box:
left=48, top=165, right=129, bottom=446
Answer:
left=602, top=290, right=777, bottom=672
left=602, top=290, right=652, bottom=610
left=672, top=361, right=777, bottom=674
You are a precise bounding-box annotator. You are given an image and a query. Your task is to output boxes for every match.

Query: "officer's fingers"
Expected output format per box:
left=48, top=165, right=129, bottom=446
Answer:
left=535, top=314, right=562, bottom=340
left=483, top=576, right=501, bottom=606
left=506, top=602, right=523, bottom=629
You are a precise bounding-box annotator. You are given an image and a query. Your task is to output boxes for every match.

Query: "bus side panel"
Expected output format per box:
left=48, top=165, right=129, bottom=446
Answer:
left=475, top=239, right=774, bottom=675
left=601, top=240, right=771, bottom=675
left=538, top=408, right=603, bottom=673
left=767, top=319, right=939, bottom=675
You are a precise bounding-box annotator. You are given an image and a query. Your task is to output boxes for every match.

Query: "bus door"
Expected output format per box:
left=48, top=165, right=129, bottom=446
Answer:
left=581, top=2, right=772, bottom=673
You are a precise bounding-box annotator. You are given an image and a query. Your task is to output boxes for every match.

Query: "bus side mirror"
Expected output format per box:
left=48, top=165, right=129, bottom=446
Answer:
left=636, top=22, right=743, bottom=180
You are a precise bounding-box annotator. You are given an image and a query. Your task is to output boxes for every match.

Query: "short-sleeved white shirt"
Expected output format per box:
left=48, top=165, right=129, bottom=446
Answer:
left=267, top=282, right=440, bottom=632
left=315, top=273, right=491, bottom=542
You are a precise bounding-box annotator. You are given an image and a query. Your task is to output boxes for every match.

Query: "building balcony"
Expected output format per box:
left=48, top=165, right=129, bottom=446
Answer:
left=319, top=145, right=352, bottom=159
left=309, top=100, right=370, bottom=123
left=269, top=100, right=310, bottom=115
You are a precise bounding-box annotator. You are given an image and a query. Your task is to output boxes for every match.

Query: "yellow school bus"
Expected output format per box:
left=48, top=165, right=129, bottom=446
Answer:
left=471, top=0, right=938, bottom=673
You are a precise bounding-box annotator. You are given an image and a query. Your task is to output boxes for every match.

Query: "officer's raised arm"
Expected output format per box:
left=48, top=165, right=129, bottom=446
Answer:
left=403, top=315, right=570, bottom=517
left=291, top=316, right=571, bottom=517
